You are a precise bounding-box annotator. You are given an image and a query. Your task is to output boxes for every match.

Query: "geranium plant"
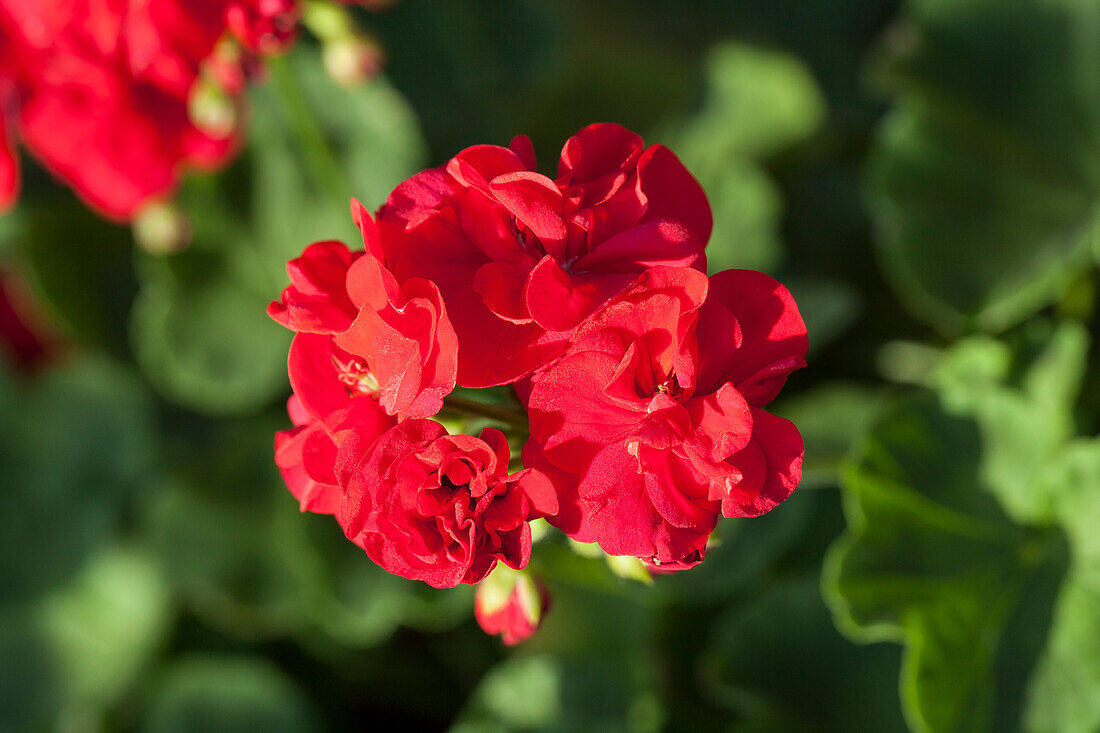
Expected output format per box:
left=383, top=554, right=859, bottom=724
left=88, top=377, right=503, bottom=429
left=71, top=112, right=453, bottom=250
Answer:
left=269, top=123, right=807, bottom=643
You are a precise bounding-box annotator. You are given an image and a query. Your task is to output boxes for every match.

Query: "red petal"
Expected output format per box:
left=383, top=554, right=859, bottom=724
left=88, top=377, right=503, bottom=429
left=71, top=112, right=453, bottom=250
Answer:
left=697, top=269, right=807, bottom=405
left=350, top=198, right=383, bottom=259
left=488, top=171, right=567, bottom=256
left=685, top=382, right=754, bottom=464
left=344, top=252, right=399, bottom=311
left=447, top=144, right=528, bottom=192
left=274, top=418, right=341, bottom=514
left=523, top=439, right=593, bottom=541
left=527, top=347, right=642, bottom=473
left=577, top=441, right=715, bottom=563
left=512, top=467, right=559, bottom=519
left=379, top=168, right=462, bottom=234
left=0, top=117, right=20, bottom=213
left=268, top=241, right=360, bottom=334
left=287, top=333, right=348, bottom=420
left=509, top=134, right=538, bottom=171
left=524, top=255, right=614, bottom=332
left=557, top=122, right=643, bottom=190
left=574, top=219, right=706, bottom=274
left=636, top=144, right=713, bottom=243
left=721, top=409, right=803, bottom=518
left=338, top=418, right=446, bottom=539
left=473, top=260, right=534, bottom=324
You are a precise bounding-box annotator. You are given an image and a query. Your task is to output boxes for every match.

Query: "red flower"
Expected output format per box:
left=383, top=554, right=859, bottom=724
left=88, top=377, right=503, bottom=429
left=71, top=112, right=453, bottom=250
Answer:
left=475, top=567, right=550, bottom=646
left=0, top=0, right=241, bottom=219
left=0, top=0, right=380, bottom=219
left=269, top=231, right=458, bottom=420
left=376, top=122, right=711, bottom=387
left=225, top=0, right=299, bottom=56
left=338, top=419, right=558, bottom=588
left=525, top=266, right=806, bottom=567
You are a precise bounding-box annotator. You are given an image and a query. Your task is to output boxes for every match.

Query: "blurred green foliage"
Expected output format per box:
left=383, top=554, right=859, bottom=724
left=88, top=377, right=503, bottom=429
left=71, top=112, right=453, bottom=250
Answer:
left=3, top=0, right=1100, bottom=731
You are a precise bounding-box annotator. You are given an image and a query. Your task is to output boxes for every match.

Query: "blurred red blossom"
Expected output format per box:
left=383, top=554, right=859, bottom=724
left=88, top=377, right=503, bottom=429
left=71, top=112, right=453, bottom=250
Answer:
left=0, top=0, right=378, bottom=220
left=0, top=266, right=61, bottom=371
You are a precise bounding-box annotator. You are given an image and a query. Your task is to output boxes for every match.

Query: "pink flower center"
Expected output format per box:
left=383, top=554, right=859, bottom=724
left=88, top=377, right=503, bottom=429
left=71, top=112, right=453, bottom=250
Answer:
left=334, top=356, right=380, bottom=397
left=655, top=373, right=685, bottom=401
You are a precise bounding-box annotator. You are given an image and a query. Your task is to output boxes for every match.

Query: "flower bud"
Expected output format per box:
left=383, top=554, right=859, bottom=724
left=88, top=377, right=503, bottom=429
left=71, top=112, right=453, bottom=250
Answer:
left=133, top=201, right=192, bottom=255
left=225, top=0, right=299, bottom=56
left=322, top=34, right=384, bottom=88
left=188, top=77, right=237, bottom=140
left=475, top=566, right=550, bottom=646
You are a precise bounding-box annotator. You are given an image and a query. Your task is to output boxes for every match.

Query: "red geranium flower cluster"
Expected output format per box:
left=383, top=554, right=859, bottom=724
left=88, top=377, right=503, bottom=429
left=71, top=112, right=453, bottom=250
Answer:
left=0, top=0, right=369, bottom=220
left=270, top=123, right=806, bottom=603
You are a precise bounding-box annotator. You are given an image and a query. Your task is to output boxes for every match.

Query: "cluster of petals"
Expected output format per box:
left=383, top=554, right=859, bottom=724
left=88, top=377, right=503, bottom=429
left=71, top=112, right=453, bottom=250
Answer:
left=270, top=209, right=555, bottom=588
left=375, top=122, right=713, bottom=387
left=0, top=0, right=365, bottom=220
left=524, top=266, right=806, bottom=568
left=271, top=122, right=806, bottom=590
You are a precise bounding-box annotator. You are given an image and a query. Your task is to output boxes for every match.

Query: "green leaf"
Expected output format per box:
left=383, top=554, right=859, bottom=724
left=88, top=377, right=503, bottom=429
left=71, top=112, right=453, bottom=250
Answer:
left=37, top=547, right=171, bottom=707
left=783, top=277, right=862, bottom=357
left=142, top=414, right=469, bottom=646
left=867, top=0, right=1100, bottom=332
left=1023, top=441, right=1100, bottom=733
left=824, top=392, right=1074, bottom=732
left=452, top=655, right=562, bottom=731
left=679, top=42, right=826, bottom=161
left=671, top=42, right=826, bottom=273
left=451, top=653, right=650, bottom=733
left=703, top=575, right=905, bottom=731
left=0, top=609, right=62, bottom=731
left=130, top=249, right=291, bottom=417
left=929, top=321, right=1088, bottom=523
left=305, top=512, right=474, bottom=648
left=141, top=655, right=320, bottom=733
left=0, top=358, right=155, bottom=604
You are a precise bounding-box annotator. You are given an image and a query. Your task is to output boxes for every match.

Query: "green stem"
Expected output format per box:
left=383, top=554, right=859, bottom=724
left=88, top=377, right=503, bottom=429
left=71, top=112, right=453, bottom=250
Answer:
left=267, top=54, right=351, bottom=201
left=443, top=394, right=528, bottom=431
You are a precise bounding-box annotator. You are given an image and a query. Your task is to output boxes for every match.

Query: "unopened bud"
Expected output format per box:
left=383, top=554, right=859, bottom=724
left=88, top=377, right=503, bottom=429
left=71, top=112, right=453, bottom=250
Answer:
left=475, top=566, right=550, bottom=646
left=133, top=201, right=192, bottom=255
left=188, top=77, right=238, bottom=140
left=322, top=33, right=384, bottom=87
left=300, top=1, right=354, bottom=41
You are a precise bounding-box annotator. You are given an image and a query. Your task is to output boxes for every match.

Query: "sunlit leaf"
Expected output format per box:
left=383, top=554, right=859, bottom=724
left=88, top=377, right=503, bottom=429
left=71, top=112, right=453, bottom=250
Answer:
left=37, top=547, right=171, bottom=707
left=824, top=391, right=1082, bottom=732
left=867, top=0, right=1100, bottom=332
